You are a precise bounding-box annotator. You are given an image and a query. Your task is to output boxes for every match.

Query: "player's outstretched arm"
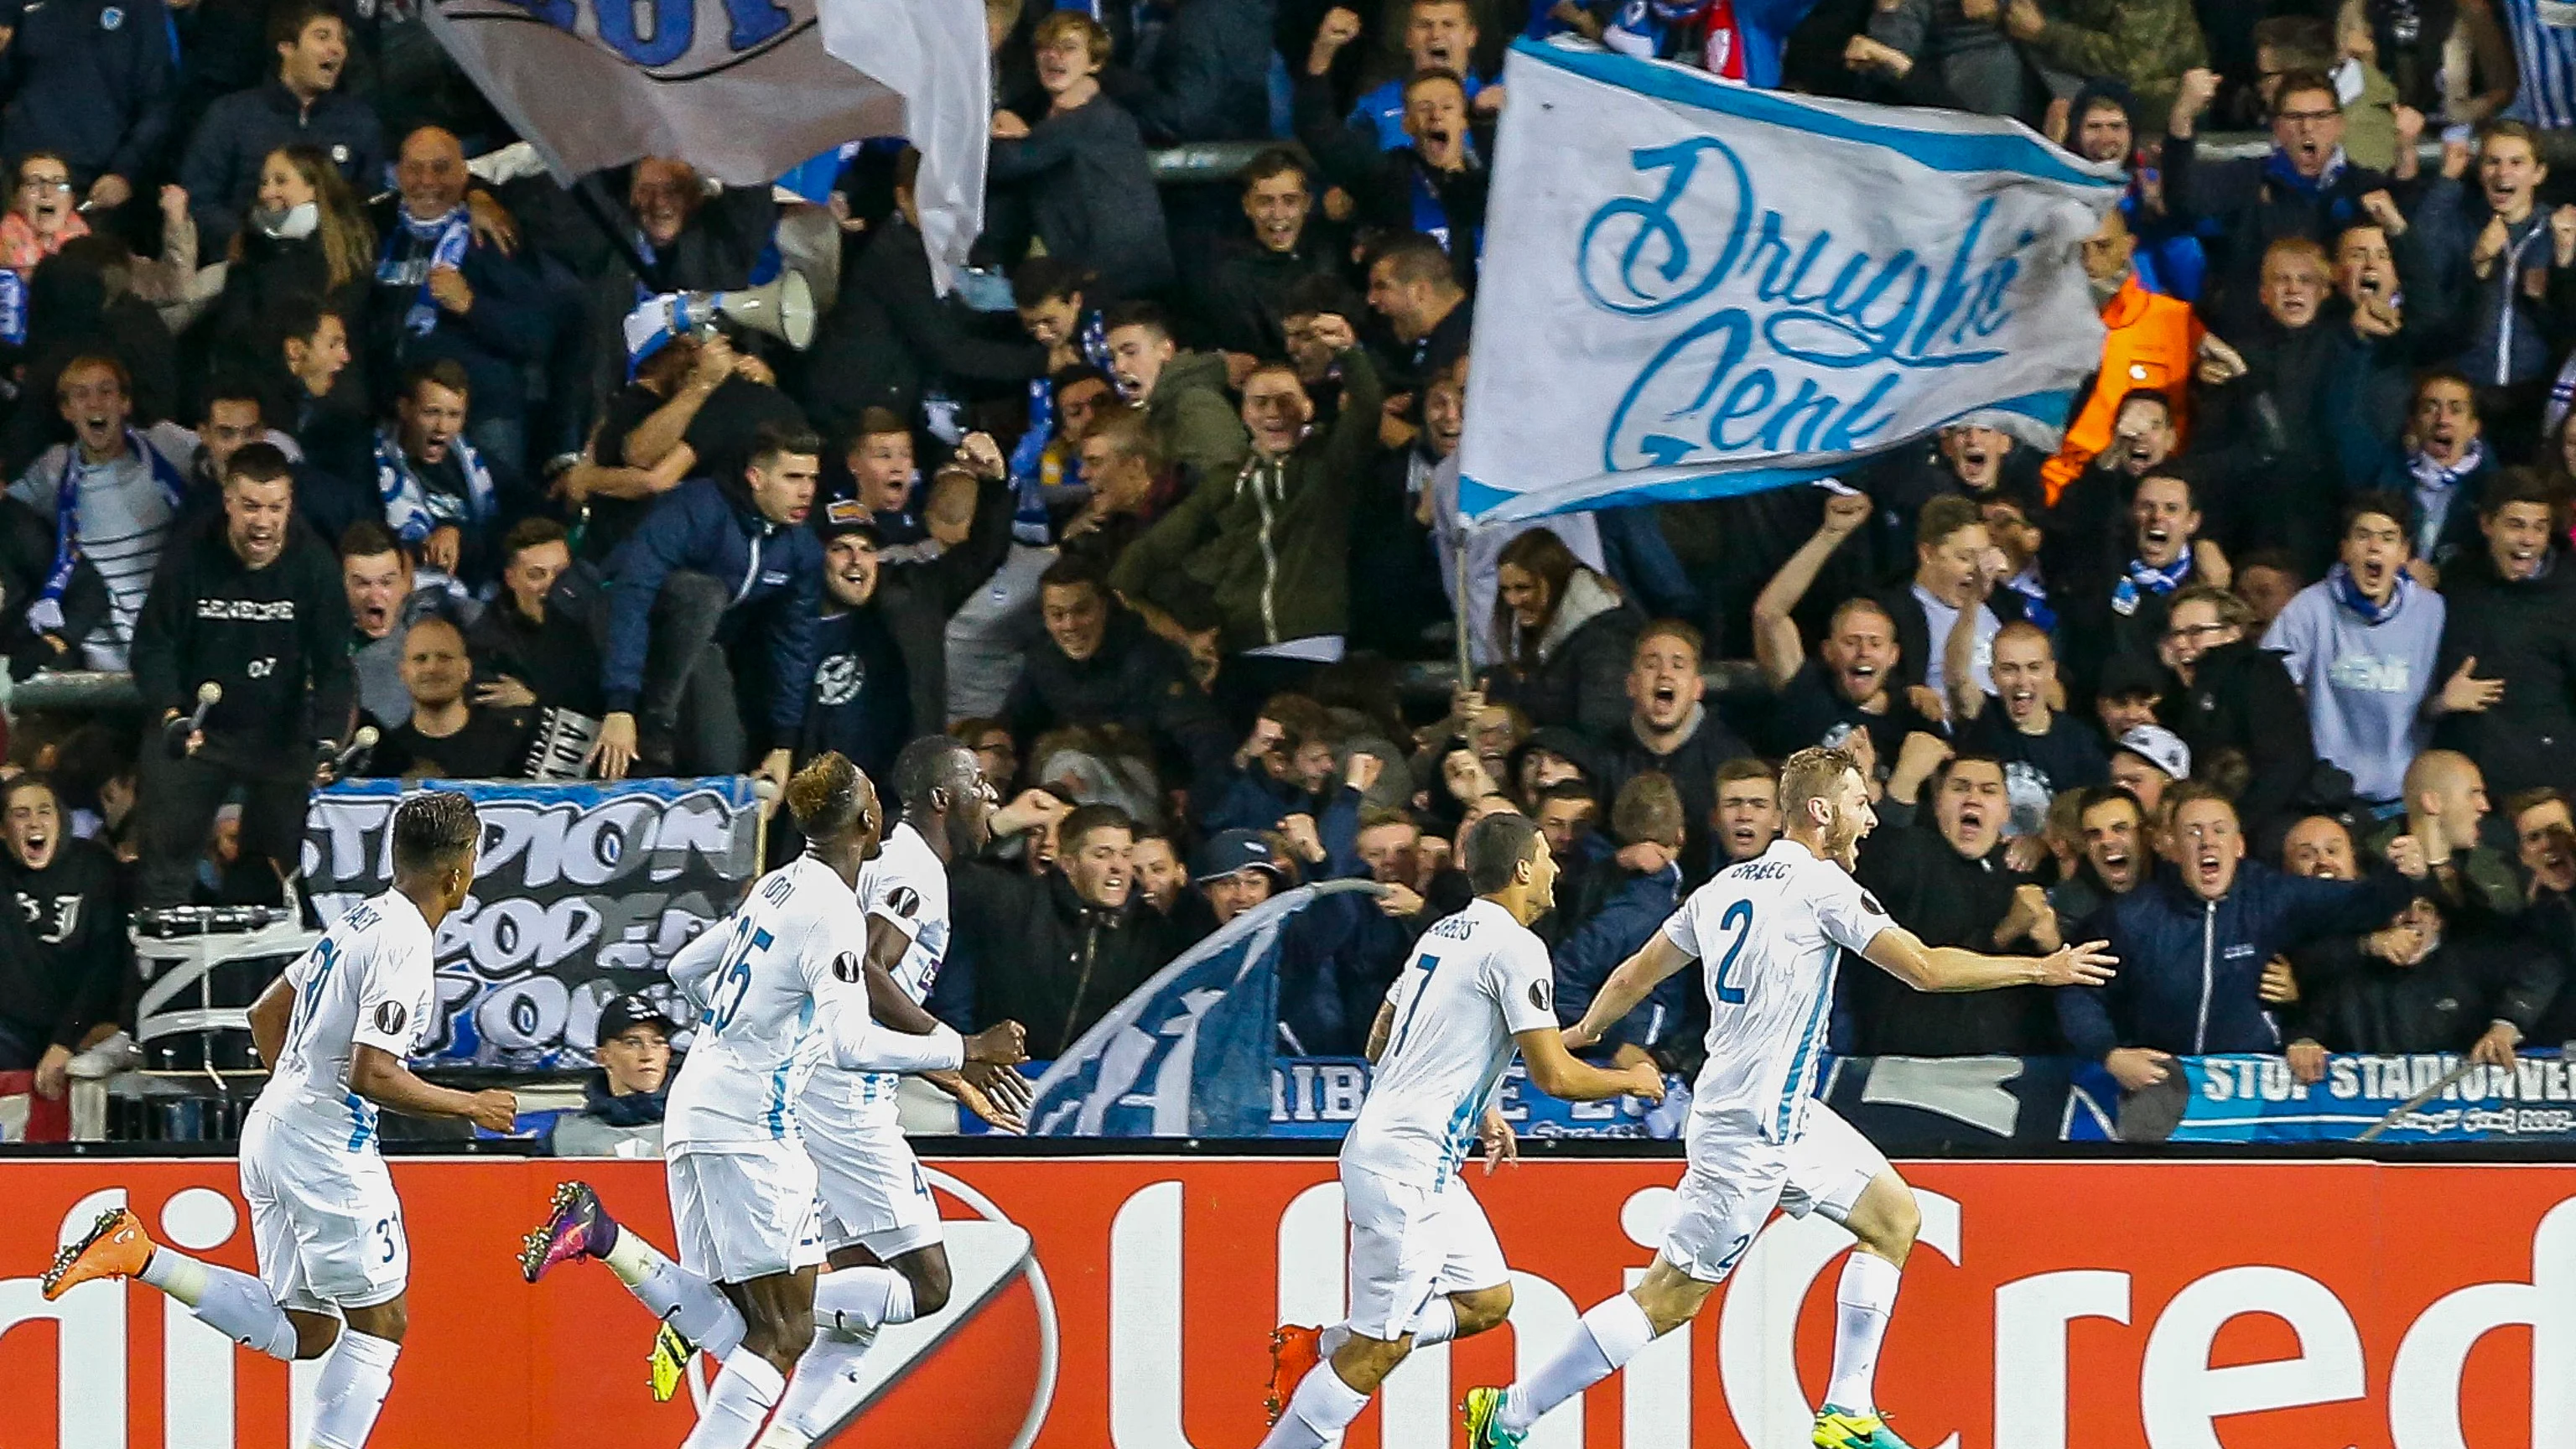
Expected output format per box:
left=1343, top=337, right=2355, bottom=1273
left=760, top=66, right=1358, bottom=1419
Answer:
left=1862, top=926, right=2117, bottom=994
left=1515, top=1026, right=1665, bottom=1104
left=349, top=1044, right=518, bottom=1132
left=1561, top=933, right=1694, bottom=1052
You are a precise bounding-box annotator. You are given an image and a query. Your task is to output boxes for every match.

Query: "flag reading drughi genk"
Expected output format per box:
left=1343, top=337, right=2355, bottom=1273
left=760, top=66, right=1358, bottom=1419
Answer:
left=1459, top=40, right=2123, bottom=523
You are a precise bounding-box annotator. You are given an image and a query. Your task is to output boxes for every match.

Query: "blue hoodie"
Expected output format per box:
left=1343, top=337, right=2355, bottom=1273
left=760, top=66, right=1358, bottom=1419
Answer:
left=600, top=478, right=822, bottom=737
left=2059, top=862, right=2417, bottom=1060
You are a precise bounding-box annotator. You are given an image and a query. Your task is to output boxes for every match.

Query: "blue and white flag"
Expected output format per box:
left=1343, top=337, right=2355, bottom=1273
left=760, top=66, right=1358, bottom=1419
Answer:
left=423, top=0, right=987, bottom=288
left=1459, top=40, right=2121, bottom=523
left=1027, top=882, right=1377, bottom=1138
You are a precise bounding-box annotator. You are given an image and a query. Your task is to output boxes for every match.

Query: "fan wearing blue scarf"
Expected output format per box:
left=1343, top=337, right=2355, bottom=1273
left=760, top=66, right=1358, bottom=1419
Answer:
left=2261, top=495, right=2446, bottom=806
left=376, top=362, right=499, bottom=580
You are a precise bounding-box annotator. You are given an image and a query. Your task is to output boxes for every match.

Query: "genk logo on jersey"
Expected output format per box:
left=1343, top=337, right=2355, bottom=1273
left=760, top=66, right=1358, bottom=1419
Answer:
left=446, top=0, right=808, bottom=75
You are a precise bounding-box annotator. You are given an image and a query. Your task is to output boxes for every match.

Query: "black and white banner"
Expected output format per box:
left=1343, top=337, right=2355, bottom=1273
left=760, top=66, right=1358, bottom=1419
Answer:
left=301, top=777, right=762, bottom=1067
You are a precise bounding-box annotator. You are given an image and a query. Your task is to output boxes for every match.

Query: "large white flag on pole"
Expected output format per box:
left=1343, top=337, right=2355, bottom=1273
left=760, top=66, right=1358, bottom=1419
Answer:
left=1459, top=40, right=2121, bottom=523
left=424, top=0, right=987, bottom=285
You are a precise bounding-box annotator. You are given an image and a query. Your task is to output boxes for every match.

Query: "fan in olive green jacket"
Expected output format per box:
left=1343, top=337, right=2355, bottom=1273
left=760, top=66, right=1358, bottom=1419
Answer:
left=1110, top=347, right=1384, bottom=655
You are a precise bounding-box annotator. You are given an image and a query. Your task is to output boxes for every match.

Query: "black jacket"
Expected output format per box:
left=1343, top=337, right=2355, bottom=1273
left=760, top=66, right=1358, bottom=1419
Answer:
left=954, top=865, right=1172, bottom=1058
left=987, top=96, right=1175, bottom=301
left=0, top=837, right=128, bottom=1051
left=1103, top=0, right=1275, bottom=144
left=129, top=514, right=354, bottom=772
left=0, top=0, right=175, bottom=187
left=364, top=197, right=553, bottom=423
left=1197, top=234, right=1343, bottom=357
left=2163, top=639, right=2320, bottom=835
left=1553, top=710, right=1755, bottom=884
left=2284, top=909, right=2563, bottom=1055
left=873, top=475, right=1015, bottom=736
left=180, top=78, right=390, bottom=251
left=2433, top=550, right=2576, bottom=798
left=466, top=584, right=606, bottom=719
left=1002, top=605, right=1232, bottom=772
left=1846, top=822, right=2062, bottom=1056
left=2163, top=134, right=2393, bottom=329
left=802, top=216, right=1044, bottom=435
left=1292, top=70, right=1489, bottom=277
left=0, top=493, right=107, bottom=676
left=1488, top=569, right=1641, bottom=740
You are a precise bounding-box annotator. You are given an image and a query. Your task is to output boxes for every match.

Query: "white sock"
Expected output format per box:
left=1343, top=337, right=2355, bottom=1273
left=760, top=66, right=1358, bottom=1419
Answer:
left=1317, top=1322, right=1350, bottom=1358
left=306, top=1329, right=399, bottom=1449
left=682, top=1350, right=787, bottom=1449
left=1256, top=1360, right=1371, bottom=1449
left=766, top=1323, right=880, bottom=1445
left=602, top=1230, right=746, bottom=1360
left=1499, top=1293, right=1658, bottom=1433
left=142, top=1249, right=298, bottom=1361
left=813, top=1266, right=917, bottom=1334
left=1826, top=1251, right=1902, bottom=1413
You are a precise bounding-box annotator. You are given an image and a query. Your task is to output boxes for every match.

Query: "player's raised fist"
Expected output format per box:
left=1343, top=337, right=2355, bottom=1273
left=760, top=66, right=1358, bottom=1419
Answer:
left=1623, top=1062, right=1668, bottom=1104
left=967, top=1021, right=1029, bottom=1064
left=470, top=1088, right=519, bottom=1134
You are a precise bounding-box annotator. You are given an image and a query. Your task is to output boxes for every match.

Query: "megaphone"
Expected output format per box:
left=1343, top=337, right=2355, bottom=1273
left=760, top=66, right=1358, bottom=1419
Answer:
left=622, top=269, right=816, bottom=362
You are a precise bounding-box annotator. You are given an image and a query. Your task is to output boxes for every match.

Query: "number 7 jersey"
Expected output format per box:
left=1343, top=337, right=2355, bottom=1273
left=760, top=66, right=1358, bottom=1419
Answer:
left=665, top=854, right=874, bottom=1151
left=1666, top=839, right=1892, bottom=1144
left=1342, top=896, right=1557, bottom=1188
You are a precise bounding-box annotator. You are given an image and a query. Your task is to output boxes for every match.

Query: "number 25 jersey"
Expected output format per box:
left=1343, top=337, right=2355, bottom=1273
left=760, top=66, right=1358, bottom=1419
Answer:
left=665, top=855, right=873, bottom=1152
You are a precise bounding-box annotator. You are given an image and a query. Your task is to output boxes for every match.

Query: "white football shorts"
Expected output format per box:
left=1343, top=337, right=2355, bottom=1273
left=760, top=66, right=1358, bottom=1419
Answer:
left=1339, top=1160, right=1508, bottom=1341
left=240, top=1109, right=408, bottom=1312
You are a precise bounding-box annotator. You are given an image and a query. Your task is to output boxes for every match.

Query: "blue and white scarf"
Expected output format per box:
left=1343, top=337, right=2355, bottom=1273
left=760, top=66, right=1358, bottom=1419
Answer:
left=2262, top=143, right=2349, bottom=200
left=2110, top=544, right=2194, bottom=617
left=376, top=426, right=496, bottom=544
left=379, top=205, right=471, bottom=336
left=2004, top=566, right=2055, bottom=636
left=2328, top=560, right=2412, bottom=626
left=39, top=429, right=186, bottom=612
left=2407, top=439, right=2485, bottom=557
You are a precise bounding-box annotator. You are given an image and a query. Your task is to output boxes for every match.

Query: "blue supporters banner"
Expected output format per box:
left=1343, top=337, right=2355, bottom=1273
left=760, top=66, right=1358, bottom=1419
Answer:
left=302, top=776, right=763, bottom=1069
left=1458, top=39, right=2122, bottom=523
left=2168, top=1052, right=2576, bottom=1144
left=1026, top=883, right=1382, bottom=1138
left=1229, top=1052, right=2576, bottom=1145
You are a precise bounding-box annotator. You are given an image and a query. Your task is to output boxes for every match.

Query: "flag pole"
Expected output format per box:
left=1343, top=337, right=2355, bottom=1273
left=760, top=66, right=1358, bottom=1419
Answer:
left=1454, top=521, right=1474, bottom=692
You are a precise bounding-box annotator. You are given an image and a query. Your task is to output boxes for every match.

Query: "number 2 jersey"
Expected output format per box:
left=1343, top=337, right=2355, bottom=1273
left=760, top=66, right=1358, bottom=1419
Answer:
left=804, top=819, right=953, bottom=1131
left=1342, top=897, right=1556, bottom=1188
left=252, top=890, right=437, bottom=1153
left=1665, top=839, right=1892, bottom=1144
left=665, top=854, right=876, bottom=1153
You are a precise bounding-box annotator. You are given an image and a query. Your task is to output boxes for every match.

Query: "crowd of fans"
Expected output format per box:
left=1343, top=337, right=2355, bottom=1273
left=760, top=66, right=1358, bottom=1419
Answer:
left=2, top=0, right=2576, bottom=1112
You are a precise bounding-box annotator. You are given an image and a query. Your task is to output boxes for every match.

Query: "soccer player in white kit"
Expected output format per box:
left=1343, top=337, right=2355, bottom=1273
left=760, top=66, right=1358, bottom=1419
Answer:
left=1257, top=812, right=1666, bottom=1449
left=533, top=753, right=1025, bottom=1449
left=41, top=791, right=517, bottom=1449
left=518, top=740, right=1041, bottom=1434
left=1463, top=746, right=2116, bottom=1449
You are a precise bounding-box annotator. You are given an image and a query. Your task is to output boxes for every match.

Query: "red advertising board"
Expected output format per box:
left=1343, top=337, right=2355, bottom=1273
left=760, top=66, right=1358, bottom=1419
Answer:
left=0, top=1156, right=2567, bottom=1448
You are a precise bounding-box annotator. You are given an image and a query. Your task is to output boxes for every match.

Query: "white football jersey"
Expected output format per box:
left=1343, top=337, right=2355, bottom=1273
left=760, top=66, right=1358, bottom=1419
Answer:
left=1343, top=897, right=1557, bottom=1188
left=253, top=890, right=437, bottom=1153
left=665, top=855, right=875, bottom=1152
left=1665, top=839, right=1893, bottom=1143
left=807, top=821, right=953, bottom=1125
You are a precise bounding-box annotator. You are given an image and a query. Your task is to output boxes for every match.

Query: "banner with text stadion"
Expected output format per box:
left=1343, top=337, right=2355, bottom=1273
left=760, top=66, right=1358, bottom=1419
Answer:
left=1459, top=41, right=2122, bottom=523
